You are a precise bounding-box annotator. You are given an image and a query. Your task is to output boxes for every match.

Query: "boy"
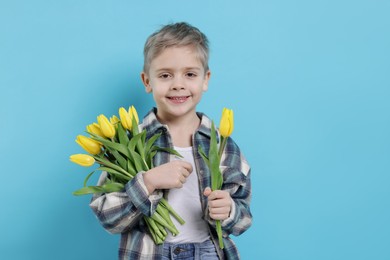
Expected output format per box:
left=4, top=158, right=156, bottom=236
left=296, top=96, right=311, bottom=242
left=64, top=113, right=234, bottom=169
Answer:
left=90, top=22, right=252, bottom=259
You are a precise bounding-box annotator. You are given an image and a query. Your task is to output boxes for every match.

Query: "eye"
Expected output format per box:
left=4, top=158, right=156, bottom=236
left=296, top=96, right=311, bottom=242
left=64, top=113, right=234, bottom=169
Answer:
left=186, top=72, right=197, bottom=78
left=159, top=73, right=171, bottom=79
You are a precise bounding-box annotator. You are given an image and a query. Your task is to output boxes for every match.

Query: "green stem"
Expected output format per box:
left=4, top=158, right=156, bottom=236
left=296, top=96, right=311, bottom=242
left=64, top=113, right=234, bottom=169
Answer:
left=155, top=221, right=168, bottom=237
left=150, top=211, right=178, bottom=235
left=216, top=220, right=224, bottom=249
left=218, top=137, right=227, bottom=159
left=160, top=198, right=185, bottom=225
left=145, top=217, right=165, bottom=242
left=156, top=204, right=178, bottom=236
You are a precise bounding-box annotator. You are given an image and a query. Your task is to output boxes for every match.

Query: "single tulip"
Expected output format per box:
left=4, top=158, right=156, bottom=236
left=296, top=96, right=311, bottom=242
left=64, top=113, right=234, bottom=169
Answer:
left=119, top=107, right=132, bottom=130
left=110, top=115, right=120, bottom=125
left=219, top=108, right=234, bottom=138
left=129, top=105, right=139, bottom=125
left=97, top=114, right=116, bottom=138
left=110, top=115, right=120, bottom=130
left=76, top=135, right=102, bottom=155
left=70, top=154, right=95, bottom=167
left=86, top=123, right=104, bottom=137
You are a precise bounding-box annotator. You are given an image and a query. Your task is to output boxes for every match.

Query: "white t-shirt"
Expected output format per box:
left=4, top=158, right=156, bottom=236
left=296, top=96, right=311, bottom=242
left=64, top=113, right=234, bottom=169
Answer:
left=165, top=146, right=210, bottom=243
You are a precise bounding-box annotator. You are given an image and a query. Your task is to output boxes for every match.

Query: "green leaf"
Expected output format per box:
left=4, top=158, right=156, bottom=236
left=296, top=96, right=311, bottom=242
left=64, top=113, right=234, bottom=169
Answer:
left=145, top=132, right=162, bottom=155
left=198, top=145, right=210, bottom=167
left=126, top=160, right=136, bottom=176
left=128, top=132, right=143, bottom=152
left=89, top=133, right=131, bottom=158
left=92, top=154, right=131, bottom=177
left=148, top=150, right=157, bottom=169
left=151, top=146, right=183, bottom=158
left=73, top=181, right=124, bottom=196
left=131, top=116, right=139, bottom=135
left=97, top=167, right=132, bottom=182
left=129, top=150, right=147, bottom=172
left=209, top=122, right=223, bottom=190
left=136, top=130, right=146, bottom=160
left=83, top=170, right=96, bottom=187
left=117, top=123, right=130, bottom=146
left=101, top=182, right=125, bottom=192
left=141, top=130, right=146, bottom=146
left=73, top=186, right=104, bottom=196
left=107, top=147, right=128, bottom=171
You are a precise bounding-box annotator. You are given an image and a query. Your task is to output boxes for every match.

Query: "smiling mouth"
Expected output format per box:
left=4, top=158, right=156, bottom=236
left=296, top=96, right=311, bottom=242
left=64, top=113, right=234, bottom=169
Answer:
left=167, top=96, right=190, bottom=103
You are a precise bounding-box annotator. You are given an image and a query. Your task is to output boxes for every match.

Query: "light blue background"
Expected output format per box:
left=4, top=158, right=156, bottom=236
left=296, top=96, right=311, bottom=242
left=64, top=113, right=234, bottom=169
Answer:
left=1, top=1, right=389, bottom=259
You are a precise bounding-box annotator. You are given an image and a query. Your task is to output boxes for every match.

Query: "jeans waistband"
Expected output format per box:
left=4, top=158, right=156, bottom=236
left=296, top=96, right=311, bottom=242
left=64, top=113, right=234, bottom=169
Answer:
left=162, top=239, right=217, bottom=259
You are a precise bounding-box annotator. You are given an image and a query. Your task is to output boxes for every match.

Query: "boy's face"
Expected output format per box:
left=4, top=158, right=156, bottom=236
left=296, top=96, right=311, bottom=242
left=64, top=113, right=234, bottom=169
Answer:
left=141, top=46, right=210, bottom=122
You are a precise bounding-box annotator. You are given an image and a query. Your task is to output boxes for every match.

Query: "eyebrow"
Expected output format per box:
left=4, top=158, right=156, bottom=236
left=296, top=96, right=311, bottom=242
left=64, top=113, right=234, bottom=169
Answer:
left=155, top=67, right=202, bottom=73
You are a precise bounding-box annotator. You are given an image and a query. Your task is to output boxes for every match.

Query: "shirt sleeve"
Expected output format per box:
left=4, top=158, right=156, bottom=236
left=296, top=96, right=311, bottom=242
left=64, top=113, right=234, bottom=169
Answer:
left=220, top=167, right=252, bottom=236
left=220, top=197, right=236, bottom=225
left=89, top=171, right=163, bottom=234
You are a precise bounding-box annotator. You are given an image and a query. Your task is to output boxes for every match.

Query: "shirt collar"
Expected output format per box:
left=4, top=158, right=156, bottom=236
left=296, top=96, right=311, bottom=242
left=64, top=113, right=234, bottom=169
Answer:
left=140, top=108, right=214, bottom=138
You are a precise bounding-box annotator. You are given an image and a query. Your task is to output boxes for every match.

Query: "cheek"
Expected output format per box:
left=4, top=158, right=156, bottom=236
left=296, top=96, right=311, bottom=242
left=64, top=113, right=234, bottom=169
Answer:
left=151, top=88, right=166, bottom=99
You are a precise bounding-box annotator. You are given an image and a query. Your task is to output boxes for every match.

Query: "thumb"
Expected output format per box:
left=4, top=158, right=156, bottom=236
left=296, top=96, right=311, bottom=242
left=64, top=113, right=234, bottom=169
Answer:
left=203, top=187, right=212, bottom=197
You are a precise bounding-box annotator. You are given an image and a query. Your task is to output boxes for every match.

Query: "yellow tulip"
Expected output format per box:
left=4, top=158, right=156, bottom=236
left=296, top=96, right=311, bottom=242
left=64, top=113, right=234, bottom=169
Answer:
left=76, top=135, right=102, bottom=155
left=119, top=106, right=139, bottom=130
left=219, top=108, right=234, bottom=138
left=110, top=115, right=120, bottom=125
left=110, top=115, right=120, bottom=130
left=119, top=107, right=132, bottom=130
left=86, top=123, right=104, bottom=137
left=97, top=114, right=116, bottom=138
left=70, top=154, right=95, bottom=167
left=129, top=106, right=139, bottom=125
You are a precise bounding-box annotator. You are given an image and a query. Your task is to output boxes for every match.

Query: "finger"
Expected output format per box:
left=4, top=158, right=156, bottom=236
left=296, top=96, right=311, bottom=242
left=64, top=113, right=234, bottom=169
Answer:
left=181, top=168, right=191, bottom=177
left=208, top=190, right=228, bottom=201
left=209, top=212, right=229, bottom=220
left=179, top=161, right=193, bottom=173
left=209, top=205, right=230, bottom=215
left=179, top=174, right=186, bottom=183
left=208, top=199, right=231, bottom=208
left=174, top=177, right=184, bottom=188
left=203, top=187, right=212, bottom=197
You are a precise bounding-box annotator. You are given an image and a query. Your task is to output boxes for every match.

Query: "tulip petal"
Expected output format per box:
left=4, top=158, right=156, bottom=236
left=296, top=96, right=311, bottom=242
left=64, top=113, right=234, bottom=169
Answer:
left=130, top=106, right=139, bottom=125
left=119, top=107, right=132, bottom=130
left=70, top=154, right=95, bottom=167
left=219, top=108, right=234, bottom=138
left=97, top=114, right=116, bottom=138
left=76, top=135, right=102, bottom=155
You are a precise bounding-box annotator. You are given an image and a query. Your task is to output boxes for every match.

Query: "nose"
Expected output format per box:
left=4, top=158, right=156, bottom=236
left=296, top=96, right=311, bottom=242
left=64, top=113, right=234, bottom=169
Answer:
left=171, top=76, right=185, bottom=90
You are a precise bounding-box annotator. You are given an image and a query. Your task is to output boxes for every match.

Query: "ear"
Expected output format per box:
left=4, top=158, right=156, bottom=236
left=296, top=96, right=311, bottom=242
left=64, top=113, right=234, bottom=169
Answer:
left=202, top=70, right=211, bottom=92
left=141, top=72, right=152, bottom=93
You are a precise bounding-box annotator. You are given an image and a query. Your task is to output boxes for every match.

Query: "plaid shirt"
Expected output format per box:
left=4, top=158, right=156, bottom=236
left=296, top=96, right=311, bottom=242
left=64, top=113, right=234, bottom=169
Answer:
left=90, top=108, right=252, bottom=259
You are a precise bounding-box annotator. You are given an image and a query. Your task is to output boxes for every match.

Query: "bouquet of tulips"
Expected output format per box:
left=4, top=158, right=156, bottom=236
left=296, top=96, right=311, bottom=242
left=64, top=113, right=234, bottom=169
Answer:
left=198, top=108, right=234, bottom=249
left=70, top=106, right=185, bottom=244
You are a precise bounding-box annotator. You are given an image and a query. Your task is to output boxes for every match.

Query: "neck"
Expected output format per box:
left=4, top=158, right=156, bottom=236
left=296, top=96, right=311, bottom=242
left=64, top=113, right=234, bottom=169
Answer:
left=157, top=112, right=200, bottom=147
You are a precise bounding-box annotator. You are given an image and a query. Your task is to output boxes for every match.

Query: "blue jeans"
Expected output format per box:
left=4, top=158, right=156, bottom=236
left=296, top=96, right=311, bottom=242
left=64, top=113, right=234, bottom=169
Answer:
left=162, top=239, right=219, bottom=260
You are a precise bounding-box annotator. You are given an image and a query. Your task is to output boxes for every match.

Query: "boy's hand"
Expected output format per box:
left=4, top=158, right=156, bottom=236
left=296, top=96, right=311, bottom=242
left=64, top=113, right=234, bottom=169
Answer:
left=203, top=187, right=232, bottom=221
left=143, top=161, right=192, bottom=194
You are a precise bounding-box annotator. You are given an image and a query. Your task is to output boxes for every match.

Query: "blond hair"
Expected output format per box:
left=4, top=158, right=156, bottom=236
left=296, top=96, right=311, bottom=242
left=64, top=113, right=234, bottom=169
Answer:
left=143, top=22, right=209, bottom=73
